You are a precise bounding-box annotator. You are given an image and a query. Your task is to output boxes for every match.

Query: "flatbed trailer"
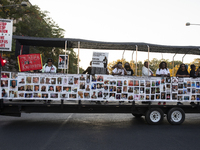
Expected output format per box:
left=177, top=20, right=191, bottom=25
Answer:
left=1, top=99, right=200, bottom=125
left=1, top=35, right=200, bottom=125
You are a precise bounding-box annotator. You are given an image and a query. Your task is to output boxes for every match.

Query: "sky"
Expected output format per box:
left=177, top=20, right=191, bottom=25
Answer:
left=30, top=0, right=200, bottom=70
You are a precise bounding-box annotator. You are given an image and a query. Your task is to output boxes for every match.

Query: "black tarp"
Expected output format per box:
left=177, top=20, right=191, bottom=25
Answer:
left=13, top=35, right=200, bottom=55
left=15, top=39, right=29, bottom=56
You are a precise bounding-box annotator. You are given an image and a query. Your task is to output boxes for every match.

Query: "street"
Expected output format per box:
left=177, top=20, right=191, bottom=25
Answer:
left=0, top=113, right=200, bottom=150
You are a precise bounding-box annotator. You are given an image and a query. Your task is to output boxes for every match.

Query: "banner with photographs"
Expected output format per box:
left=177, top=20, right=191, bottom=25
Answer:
left=1, top=71, right=200, bottom=102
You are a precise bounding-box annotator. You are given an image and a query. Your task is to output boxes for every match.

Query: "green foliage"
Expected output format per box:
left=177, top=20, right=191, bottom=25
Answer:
left=107, top=59, right=143, bottom=76
left=0, top=0, right=83, bottom=73
left=189, top=58, right=200, bottom=68
left=108, top=58, right=185, bottom=76
left=144, top=58, right=182, bottom=73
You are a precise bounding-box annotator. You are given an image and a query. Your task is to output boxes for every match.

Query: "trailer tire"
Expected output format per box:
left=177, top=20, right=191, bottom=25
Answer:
left=167, top=107, right=185, bottom=125
left=132, top=113, right=143, bottom=118
left=145, top=108, right=164, bottom=125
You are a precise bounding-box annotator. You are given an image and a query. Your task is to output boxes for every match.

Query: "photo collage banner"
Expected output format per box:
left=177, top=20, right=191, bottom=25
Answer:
left=1, top=71, right=200, bottom=102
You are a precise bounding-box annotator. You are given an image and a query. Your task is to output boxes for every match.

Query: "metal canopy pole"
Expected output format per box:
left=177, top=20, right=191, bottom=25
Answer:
left=122, top=50, right=125, bottom=61
left=182, top=49, right=191, bottom=63
left=77, top=41, right=80, bottom=74
left=122, top=46, right=127, bottom=65
left=132, top=50, right=134, bottom=72
left=182, top=54, right=186, bottom=63
left=135, top=45, right=138, bottom=76
left=147, top=45, right=150, bottom=76
left=172, top=53, right=177, bottom=76
left=64, top=40, right=67, bottom=74
left=67, top=55, right=69, bottom=74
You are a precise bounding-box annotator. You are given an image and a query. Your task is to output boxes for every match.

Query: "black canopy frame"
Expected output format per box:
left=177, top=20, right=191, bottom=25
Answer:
left=13, top=35, right=200, bottom=55
left=13, top=35, right=200, bottom=75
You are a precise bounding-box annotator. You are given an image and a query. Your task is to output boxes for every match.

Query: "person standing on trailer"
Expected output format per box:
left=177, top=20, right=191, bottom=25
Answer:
left=42, top=58, right=57, bottom=104
left=176, top=64, right=189, bottom=77
left=124, top=62, right=134, bottom=76
left=112, top=62, right=127, bottom=75
left=156, top=61, right=170, bottom=105
left=82, top=61, right=92, bottom=74
left=103, top=56, right=108, bottom=68
left=156, top=61, right=170, bottom=77
left=175, top=64, right=190, bottom=105
left=190, top=64, right=199, bottom=78
left=42, top=58, right=57, bottom=73
left=142, top=61, right=154, bottom=76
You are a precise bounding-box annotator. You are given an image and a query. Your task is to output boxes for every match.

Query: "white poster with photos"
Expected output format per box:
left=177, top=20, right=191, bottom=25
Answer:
left=92, top=52, right=109, bottom=68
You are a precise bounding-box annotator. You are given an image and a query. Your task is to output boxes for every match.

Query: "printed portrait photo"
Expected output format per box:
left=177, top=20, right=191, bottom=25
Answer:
left=40, top=77, right=45, bottom=84
left=18, top=85, right=25, bottom=91
left=33, top=77, right=39, bottom=83
left=26, top=77, right=32, bottom=84
left=18, top=77, right=25, bottom=84
left=25, top=85, right=33, bottom=91
left=74, top=78, right=79, bottom=85
left=1, top=80, right=8, bottom=87
left=1, top=72, right=10, bottom=78
left=10, top=80, right=17, bottom=89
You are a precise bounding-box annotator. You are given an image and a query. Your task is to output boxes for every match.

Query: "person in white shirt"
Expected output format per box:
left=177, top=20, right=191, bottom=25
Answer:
left=112, top=62, right=127, bottom=76
left=42, top=58, right=57, bottom=73
left=156, top=61, right=170, bottom=77
left=142, top=61, right=153, bottom=76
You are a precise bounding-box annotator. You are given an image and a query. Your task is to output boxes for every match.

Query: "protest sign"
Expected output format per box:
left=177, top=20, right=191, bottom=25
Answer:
left=58, top=55, right=68, bottom=69
left=18, top=53, right=42, bottom=72
left=0, top=19, right=13, bottom=51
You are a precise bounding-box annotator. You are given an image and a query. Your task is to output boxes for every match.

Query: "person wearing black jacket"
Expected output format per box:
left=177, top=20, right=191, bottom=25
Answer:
left=190, top=64, right=200, bottom=77
left=176, top=64, right=190, bottom=77
left=82, top=61, right=92, bottom=74
left=190, top=64, right=198, bottom=78
left=124, top=62, right=134, bottom=76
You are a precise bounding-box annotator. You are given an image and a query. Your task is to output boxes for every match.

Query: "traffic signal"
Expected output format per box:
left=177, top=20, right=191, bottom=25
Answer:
left=0, top=54, right=6, bottom=67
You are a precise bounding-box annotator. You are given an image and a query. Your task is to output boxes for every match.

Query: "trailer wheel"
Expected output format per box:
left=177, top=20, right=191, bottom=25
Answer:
left=145, top=108, right=164, bottom=125
left=167, top=108, right=185, bottom=125
left=132, top=113, right=143, bottom=118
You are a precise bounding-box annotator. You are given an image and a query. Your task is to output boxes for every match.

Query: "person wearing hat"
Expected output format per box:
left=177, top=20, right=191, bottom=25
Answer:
left=42, top=58, right=57, bottom=73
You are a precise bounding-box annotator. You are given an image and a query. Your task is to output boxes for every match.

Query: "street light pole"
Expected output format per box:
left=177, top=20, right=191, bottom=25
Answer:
left=186, top=22, right=200, bottom=26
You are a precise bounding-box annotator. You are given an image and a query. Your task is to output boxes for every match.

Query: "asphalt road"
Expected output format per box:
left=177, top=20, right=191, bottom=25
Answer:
left=0, top=113, right=200, bottom=150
